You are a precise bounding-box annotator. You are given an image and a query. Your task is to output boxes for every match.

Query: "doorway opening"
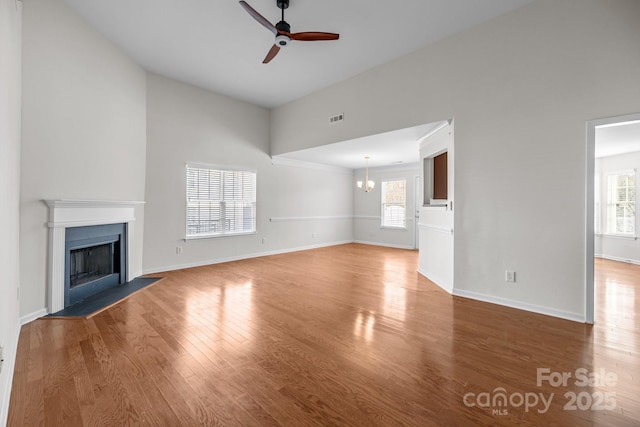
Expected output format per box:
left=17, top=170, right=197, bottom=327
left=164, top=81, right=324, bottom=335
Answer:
left=586, top=112, right=640, bottom=324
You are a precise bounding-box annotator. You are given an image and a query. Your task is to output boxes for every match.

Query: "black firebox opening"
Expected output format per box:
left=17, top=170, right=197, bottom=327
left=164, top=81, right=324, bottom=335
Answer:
left=64, top=223, right=127, bottom=307
left=69, top=242, right=120, bottom=288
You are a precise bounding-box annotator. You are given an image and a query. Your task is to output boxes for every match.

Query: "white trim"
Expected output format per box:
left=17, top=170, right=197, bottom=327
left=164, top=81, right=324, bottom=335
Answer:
left=599, top=233, right=637, bottom=240
left=44, top=199, right=142, bottom=313
left=417, top=120, right=450, bottom=146
left=19, top=308, right=47, bottom=325
left=185, top=165, right=257, bottom=238
left=143, top=240, right=353, bottom=275
left=352, top=240, right=414, bottom=250
left=269, top=215, right=352, bottom=222
left=586, top=112, right=640, bottom=325
left=362, top=163, right=421, bottom=174
left=186, top=162, right=257, bottom=174
left=419, top=123, right=450, bottom=153
left=45, top=199, right=145, bottom=209
left=596, top=119, right=640, bottom=129
left=421, top=204, right=448, bottom=210
left=269, top=215, right=415, bottom=223
left=271, top=156, right=352, bottom=174
left=353, top=215, right=380, bottom=220
left=353, top=215, right=415, bottom=222
left=0, top=324, right=21, bottom=427
left=418, top=223, right=454, bottom=235
left=46, top=217, right=137, bottom=228
left=595, top=254, right=640, bottom=265
left=586, top=119, right=596, bottom=324
left=185, top=231, right=257, bottom=240
left=453, top=289, right=585, bottom=323
left=606, top=168, right=635, bottom=176
left=272, top=157, right=419, bottom=175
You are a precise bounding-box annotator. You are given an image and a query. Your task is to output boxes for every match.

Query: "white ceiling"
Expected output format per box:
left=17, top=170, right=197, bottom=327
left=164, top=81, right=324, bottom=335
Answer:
left=62, top=0, right=534, bottom=109
left=59, top=1, right=640, bottom=169
left=596, top=121, right=640, bottom=158
left=273, top=121, right=448, bottom=170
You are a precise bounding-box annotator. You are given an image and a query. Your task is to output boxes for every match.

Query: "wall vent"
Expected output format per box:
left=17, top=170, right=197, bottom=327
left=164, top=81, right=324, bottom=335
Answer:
left=329, top=113, right=344, bottom=124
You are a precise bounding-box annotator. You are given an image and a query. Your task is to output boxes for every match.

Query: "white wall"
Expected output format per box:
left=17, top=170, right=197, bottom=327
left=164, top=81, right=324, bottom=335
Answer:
left=353, top=164, right=420, bottom=249
left=0, top=0, right=22, bottom=422
left=143, top=75, right=353, bottom=273
left=20, top=0, right=147, bottom=318
left=271, top=0, right=640, bottom=321
left=595, top=152, right=640, bottom=264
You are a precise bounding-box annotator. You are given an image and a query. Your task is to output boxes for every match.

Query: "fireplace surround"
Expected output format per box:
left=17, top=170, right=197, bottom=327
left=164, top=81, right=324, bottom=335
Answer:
left=65, top=222, right=126, bottom=306
left=45, top=200, right=143, bottom=313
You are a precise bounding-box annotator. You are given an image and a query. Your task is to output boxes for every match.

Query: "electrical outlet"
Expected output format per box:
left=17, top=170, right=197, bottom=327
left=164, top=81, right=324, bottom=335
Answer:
left=176, top=246, right=183, bottom=254
left=0, top=343, right=4, bottom=374
left=312, top=232, right=316, bottom=238
left=262, top=237, right=267, bottom=244
left=505, top=271, right=516, bottom=283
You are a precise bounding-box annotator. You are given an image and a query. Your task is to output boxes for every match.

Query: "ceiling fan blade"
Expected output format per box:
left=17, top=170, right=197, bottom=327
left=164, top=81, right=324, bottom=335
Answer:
left=288, top=32, right=340, bottom=41
left=263, top=45, right=281, bottom=63
left=239, top=1, right=277, bottom=36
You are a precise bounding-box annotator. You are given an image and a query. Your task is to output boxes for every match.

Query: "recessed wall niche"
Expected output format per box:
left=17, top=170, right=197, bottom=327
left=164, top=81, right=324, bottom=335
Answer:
left=423, top=151, right=448, bottom=205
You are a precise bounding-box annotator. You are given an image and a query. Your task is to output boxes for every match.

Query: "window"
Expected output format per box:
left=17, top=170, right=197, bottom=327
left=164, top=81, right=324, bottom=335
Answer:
left=606, top=170, right=635, bottom=235
left=186, top=164, right=256, bottom=238
left=381, top=179, right=406, bottom=228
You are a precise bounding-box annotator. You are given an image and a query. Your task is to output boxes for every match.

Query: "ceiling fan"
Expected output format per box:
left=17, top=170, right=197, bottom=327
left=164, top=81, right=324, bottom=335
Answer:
left=239, top=0, right=340, bottom=64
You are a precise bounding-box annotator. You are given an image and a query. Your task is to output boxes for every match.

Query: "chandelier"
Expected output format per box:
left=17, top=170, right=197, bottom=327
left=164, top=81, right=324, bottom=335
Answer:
left=356, top=156, right=375, bottom=192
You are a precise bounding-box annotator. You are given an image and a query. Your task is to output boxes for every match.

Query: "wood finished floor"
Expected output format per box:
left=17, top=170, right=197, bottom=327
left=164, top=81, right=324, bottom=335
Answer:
left=8, top=244, right=640, bottom=426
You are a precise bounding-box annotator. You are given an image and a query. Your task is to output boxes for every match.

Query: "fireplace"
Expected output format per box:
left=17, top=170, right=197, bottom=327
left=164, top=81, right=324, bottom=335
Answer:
left=65, top=223, right=126, bottom=306
left=45, top=199, right=143, bottom=313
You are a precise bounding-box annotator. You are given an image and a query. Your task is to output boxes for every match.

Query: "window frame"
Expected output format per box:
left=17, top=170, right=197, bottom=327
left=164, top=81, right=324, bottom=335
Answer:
left=605, top=169, right=635, bottom=237
left=380, top=178, right=407, bottom=229
left=185, top=163, right=257, bottom=240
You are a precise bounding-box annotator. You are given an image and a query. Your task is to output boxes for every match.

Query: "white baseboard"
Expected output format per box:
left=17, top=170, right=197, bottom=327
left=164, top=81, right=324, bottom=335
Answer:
left=0, top=323, right=21, bottom=427
left=595, top=254, right=640, bottom=265
left=20, top=308, right=48, bottom=325
left=452, top=288, right=585, bottom=323
left=352, top=240, right=415, bottom=250
left=143, top=240, right=354, bottom=275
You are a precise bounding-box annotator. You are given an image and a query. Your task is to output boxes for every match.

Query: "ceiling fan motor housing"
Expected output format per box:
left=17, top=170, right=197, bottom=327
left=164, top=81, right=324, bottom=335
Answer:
left=277, top=0, right=289, bottom=9
left=275, top=21, right=291, bottom=33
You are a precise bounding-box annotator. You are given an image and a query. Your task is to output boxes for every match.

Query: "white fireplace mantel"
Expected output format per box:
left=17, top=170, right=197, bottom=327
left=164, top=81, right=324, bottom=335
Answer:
left=45, top=199, right=144, bottom=313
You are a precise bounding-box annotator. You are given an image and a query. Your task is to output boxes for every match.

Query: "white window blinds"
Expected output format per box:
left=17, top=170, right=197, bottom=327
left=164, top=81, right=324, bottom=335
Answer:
left=186, top=165, right=256, bottom=237
left=381, top=179, right=406, bottom=228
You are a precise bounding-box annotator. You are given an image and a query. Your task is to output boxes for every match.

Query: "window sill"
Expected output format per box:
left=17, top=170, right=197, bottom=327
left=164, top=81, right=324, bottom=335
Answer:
left=185, top=231, right=257, bottom=241
left=597, top=233, right=637, bottom=240
left=380, top=226, right=407, bottom=231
